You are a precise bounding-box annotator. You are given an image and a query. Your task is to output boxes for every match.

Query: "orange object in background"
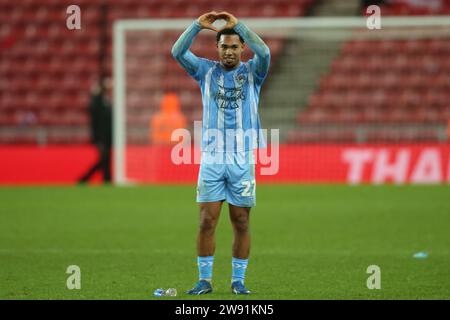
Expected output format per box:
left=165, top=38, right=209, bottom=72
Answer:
left=150, top=92, right=187, bottom=144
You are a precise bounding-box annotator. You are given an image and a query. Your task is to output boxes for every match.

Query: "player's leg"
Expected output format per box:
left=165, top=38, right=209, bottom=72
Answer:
left=225, top=151, right=255, bottom=294
left=188, top=151, right=226, bottom=295
left=229, top=204, right=251, bottom=259
left=187, top=201, right=223, bottom=295
left=197, top=201, right=223, bottom=257
left=228, top=204, right=252, bottom=294
left=196, top=151, right=226, bottom=258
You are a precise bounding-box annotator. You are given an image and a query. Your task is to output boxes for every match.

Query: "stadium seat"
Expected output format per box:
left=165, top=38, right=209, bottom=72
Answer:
left=5, top=0, right=448, bottom=144
left=299, top=29, right=450, bottom=140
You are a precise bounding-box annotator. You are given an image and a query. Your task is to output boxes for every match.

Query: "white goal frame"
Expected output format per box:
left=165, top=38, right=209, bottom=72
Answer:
left=113, top=16, right=450, bottom=185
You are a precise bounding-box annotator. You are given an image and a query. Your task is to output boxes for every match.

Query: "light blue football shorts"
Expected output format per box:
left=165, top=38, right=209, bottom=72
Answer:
left=196, top=150, right=256, bottom=207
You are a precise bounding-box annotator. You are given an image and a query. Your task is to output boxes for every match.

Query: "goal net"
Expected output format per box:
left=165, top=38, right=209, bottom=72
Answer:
left=113, top=17, right=450, bottom=185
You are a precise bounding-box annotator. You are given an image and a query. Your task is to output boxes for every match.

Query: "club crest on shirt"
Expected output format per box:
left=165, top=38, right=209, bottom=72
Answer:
left=215, top=72, right=247, bottom=110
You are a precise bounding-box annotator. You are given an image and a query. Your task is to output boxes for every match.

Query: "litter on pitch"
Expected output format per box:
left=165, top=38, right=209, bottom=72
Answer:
left=154, top=288, right=177, bottom=297
left=413, top=252, right=428, bottom=259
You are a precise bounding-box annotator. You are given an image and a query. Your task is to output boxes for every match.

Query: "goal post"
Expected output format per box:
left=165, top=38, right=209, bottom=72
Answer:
left=113, top=16, right=450, bottom=185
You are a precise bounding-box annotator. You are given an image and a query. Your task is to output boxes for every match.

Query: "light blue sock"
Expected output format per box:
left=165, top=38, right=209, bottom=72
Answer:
left=197, top=256, right=214, bottom=282
left=232, top=257, right=248, bottom=284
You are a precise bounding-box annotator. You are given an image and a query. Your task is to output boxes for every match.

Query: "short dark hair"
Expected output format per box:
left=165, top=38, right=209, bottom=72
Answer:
left=216, top=29, right=244, bottom=44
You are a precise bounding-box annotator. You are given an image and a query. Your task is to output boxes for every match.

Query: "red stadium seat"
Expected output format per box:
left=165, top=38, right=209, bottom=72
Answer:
left=300, top=31, right=450, bottom=138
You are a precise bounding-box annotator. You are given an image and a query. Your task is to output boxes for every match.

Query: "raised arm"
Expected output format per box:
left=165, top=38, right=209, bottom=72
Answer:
left=234, top=22, right=270, bottom=74
left=171, top=12, right=219, bottom=76
left=171, top=21, right=202, bottom=76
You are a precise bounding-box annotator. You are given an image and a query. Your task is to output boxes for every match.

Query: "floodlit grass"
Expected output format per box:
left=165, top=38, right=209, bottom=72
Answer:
left=1, top=185, right=449, bottom=299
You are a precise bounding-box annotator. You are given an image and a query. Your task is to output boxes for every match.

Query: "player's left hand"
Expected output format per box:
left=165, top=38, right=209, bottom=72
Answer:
left=216, top=11, right=238, bottom=30
left=198, top=11, right=220, bottom=32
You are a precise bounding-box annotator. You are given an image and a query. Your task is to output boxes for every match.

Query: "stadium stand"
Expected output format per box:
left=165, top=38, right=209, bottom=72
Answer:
left=300, top=39, right=450, bottom=124
left=289, top=0, right=450, bottom=143
left=0, top=0, right=315, bottom=144
left=1, top=0, right=449, bottom=144
left=376, top=0, right=450, bottom=16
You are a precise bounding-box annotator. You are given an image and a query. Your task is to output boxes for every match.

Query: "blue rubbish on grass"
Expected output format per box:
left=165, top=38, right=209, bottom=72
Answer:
left=413, top=252, right=428, bottom=259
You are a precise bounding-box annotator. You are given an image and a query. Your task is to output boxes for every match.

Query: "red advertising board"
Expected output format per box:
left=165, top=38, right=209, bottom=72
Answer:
left=0, top=144, right=449, bottom=184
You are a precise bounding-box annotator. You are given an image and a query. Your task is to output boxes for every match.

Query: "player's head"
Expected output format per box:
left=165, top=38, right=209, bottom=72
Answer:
left=216, top=28, right=245, bottom=69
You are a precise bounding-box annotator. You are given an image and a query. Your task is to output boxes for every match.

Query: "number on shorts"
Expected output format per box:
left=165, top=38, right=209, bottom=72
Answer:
left=241, top=180, right=256, bottom=197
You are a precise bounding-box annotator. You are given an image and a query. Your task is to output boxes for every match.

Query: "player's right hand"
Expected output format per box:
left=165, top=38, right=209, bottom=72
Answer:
left=197, top=11, right=219, bottom=32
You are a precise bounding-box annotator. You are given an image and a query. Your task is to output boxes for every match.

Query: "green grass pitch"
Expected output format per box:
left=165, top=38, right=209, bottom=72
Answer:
left=1, top=185, right=449, bottom=299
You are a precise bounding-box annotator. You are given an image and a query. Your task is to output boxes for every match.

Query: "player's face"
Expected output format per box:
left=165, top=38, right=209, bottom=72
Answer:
left=217, top=34, right=244, bottom=70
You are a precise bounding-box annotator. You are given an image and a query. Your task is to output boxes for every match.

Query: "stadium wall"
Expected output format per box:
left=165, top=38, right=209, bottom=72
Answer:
left=1, top=144, right=449, bottom=185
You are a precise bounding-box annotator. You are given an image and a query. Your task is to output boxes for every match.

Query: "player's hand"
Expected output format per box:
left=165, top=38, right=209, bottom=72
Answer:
left=197, top=11, right=220, bottom=32
left=216, top=11, right=239, bottom=30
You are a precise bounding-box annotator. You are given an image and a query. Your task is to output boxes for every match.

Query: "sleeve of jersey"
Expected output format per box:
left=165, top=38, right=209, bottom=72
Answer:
left=234, top=22, right=271, bottom=83
left=171, top=21, right=205, bottom=81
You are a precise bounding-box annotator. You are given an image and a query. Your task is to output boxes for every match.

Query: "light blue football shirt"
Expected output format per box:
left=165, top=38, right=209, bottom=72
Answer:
left=188, top=58, right=267, bottom=152
left=172, top=21, right=270, bottom=153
